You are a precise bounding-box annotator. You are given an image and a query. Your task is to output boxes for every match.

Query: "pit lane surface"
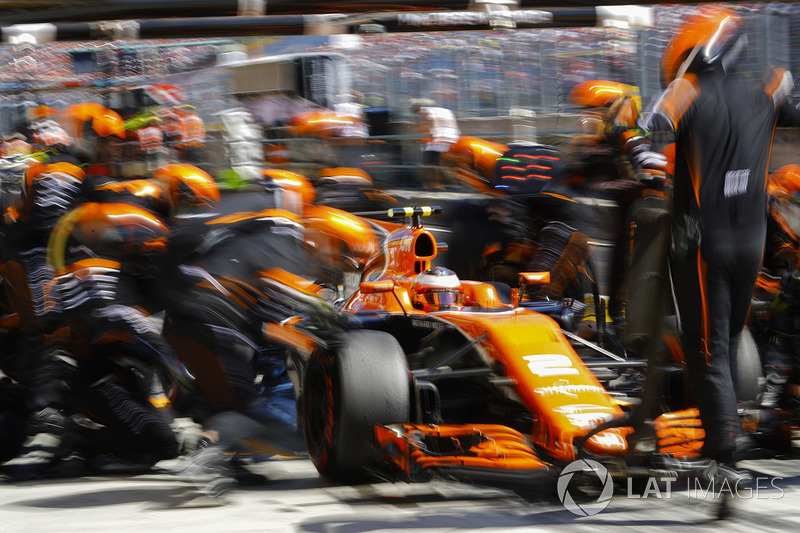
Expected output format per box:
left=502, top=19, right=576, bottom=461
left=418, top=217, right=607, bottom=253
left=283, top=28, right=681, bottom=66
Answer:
left=1, top=436, right=799, bottom=533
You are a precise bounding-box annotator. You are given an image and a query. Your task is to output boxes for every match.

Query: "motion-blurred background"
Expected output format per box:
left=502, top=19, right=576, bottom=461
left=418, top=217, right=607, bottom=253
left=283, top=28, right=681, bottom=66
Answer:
left=1, top=3, right=799, bottom=172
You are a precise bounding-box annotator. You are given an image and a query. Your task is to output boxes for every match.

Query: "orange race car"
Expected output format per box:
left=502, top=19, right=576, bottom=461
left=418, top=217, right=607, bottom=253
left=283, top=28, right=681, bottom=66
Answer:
left=295, top=206, right=724, bottom=486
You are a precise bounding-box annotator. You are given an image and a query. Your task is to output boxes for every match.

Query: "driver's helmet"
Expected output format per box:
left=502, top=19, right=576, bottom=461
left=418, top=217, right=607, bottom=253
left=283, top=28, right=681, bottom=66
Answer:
left=411, top=266, right=463, bottom=311
left=661, top=5, right=745, bottom=86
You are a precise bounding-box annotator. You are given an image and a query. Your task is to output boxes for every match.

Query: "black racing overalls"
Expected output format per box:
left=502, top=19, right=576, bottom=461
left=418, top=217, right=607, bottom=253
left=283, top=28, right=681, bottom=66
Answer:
left=649, top=66, right=800, bottom=463
left=0, top=153, right=89, bottom=413
left=161, top=191, right=308, bottom=439
left=47, top=202, right=180, bottom=464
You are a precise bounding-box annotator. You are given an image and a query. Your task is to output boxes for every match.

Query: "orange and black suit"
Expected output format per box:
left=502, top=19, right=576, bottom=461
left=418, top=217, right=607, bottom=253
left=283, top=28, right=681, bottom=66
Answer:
left=46, top=202, right=180, bottom=464
left=161, top=198, right=308, bottom=444
left=647, top=66, right=800, bottom=463
left=0, top=153, right=89, bottom=413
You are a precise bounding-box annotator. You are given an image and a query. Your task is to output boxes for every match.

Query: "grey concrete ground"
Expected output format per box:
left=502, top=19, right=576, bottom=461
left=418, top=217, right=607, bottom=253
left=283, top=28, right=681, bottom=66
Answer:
left=1, top=431, right=799, bottom=533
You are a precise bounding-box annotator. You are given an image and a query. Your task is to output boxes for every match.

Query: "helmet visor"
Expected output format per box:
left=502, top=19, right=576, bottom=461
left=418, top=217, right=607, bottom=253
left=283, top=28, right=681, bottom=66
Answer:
left=422, top=289, right=462, bottom=310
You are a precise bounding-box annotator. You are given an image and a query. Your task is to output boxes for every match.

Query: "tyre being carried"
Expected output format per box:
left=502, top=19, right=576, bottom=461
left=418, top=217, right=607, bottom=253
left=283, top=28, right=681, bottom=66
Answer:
left=303, top=329, right=410, bottom=483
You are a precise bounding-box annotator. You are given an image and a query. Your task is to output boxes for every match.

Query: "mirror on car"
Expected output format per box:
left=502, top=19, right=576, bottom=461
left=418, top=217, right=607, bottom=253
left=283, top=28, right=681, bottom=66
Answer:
left=359, top=280, right=395, bottom=294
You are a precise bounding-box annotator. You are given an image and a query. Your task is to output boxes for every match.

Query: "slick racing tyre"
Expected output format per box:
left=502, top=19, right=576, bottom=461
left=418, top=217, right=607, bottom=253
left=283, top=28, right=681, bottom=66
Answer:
left=302, top=330, right=410, bottom=483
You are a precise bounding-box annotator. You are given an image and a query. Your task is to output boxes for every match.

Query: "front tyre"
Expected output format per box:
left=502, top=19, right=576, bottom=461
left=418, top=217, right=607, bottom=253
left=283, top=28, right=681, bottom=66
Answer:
left=303, top=330, right=410, bottom=483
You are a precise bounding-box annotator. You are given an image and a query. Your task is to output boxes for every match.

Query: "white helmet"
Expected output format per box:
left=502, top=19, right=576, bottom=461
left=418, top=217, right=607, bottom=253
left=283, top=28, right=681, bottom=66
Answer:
left=411, top=266, right=463, bottom=311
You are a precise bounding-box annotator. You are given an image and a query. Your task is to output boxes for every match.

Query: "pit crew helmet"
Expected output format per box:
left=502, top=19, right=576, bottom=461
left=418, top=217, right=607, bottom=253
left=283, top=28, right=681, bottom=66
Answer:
left=47, top=202, right=170, bottom=277
left=661, top=5, right=745, bottom=86
left=768, top=166, right=800, bottom=244
left=768, top=164, right=800, bottom=197
left=411, top=266, right=463, bottom=311
left=0, top=134, right=32, bottom=158
left=152, top=163, right=220, bottom=215
left=59, top=103, right=125, bottom=161
left=30, top=119, right=72, bottom=151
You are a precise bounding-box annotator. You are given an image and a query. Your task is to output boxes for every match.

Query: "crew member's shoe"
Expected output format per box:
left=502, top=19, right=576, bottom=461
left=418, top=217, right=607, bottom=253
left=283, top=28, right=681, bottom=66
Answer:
left=698, top=460, right=753, bottom=520
left=176, top=446, right=267, bottom=501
